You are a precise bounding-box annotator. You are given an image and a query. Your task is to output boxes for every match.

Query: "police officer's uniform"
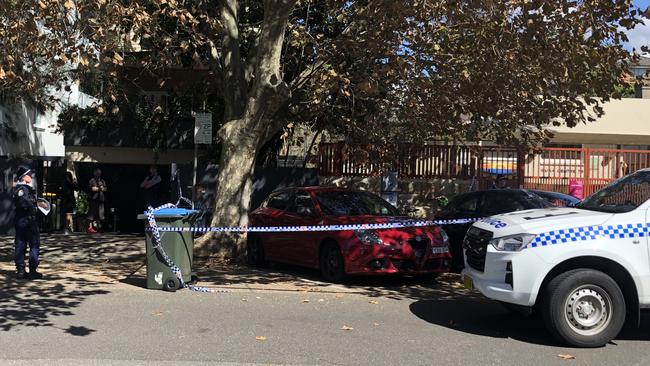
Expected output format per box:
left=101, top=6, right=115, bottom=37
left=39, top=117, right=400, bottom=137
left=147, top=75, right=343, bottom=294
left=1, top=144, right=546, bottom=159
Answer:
left=13, top=167, right=41, bottom=279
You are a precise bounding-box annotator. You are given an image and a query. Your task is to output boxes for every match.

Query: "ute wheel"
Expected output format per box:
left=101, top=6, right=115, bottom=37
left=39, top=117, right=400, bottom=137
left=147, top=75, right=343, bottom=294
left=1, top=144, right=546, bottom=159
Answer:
left=163, top=277, right=180, bottom=292
left=542, top=269, right=625, bottom=348
left=247, top=234, right=268, bottom=267
left=320, top=242, right=346, bottom=283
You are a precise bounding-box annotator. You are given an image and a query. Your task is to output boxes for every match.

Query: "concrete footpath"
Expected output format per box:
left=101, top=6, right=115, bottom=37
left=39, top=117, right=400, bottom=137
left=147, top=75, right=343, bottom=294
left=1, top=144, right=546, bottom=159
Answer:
left=2, top=234, right=650, bottom=365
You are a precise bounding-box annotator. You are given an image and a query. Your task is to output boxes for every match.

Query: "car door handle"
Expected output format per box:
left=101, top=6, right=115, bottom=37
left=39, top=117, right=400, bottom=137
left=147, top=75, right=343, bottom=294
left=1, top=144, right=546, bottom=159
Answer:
left=633, top=240, right=640, bottom=244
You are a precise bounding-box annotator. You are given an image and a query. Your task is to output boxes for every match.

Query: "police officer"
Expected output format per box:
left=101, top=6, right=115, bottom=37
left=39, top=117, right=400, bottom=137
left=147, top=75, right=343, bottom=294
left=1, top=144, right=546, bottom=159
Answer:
left=13, top=166, right=42, bottom=280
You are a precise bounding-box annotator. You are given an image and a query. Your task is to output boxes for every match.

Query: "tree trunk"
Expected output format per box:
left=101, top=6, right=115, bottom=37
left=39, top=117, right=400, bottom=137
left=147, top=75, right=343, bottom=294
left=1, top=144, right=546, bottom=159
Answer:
left=194, top=119, right=259, bottom=260
left=195, top=0, right=296, bottom=260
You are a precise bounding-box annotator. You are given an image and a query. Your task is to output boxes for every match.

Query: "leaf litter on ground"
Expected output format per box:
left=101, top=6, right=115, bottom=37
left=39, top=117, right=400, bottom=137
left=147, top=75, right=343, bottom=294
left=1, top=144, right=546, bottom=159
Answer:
left=558, top=354, right=575, bottom=360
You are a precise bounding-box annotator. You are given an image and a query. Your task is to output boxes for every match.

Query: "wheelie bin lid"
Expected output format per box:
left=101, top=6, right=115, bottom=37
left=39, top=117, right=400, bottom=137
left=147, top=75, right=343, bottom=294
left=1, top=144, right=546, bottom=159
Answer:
left=142, top=208, right=199, bottom=217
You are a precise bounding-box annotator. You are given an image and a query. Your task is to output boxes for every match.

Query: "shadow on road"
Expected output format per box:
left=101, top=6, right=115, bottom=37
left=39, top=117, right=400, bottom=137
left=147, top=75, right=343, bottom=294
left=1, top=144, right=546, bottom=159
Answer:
left=0, top=268, right=110, bottom=334
left=409, top=298, right=558, bottom=346
left=410, top=297, right=650, bottom=346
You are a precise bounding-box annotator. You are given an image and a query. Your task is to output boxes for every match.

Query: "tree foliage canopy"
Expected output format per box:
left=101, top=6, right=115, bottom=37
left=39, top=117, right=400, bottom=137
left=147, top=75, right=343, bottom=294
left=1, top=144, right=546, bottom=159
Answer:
left=1, top=0, right=642, bottom=147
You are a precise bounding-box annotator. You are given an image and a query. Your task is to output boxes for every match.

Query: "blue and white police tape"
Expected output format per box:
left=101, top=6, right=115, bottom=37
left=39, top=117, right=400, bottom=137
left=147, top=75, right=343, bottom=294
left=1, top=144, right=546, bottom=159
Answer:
left=146, top=204, right=227, bottom=294
left=152, top=217, right=480, bottom=234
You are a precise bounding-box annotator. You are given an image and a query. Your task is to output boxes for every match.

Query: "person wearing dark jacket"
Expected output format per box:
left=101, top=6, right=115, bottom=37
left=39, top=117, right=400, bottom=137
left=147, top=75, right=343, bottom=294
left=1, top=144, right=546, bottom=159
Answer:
left=140, top=165, right=162, bottom=208
left=13, top=166, right=42, bottom=279
left=87, top=167, right=107, bottom=233
left=61, top=171, right=78, bottom=234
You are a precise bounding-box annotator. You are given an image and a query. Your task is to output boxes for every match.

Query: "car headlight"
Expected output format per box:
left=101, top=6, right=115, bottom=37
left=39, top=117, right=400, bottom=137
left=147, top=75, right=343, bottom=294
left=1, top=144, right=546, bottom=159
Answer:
left=489, top=234, right=536, bottom=252
left=354, top=230, right=384, bottom=245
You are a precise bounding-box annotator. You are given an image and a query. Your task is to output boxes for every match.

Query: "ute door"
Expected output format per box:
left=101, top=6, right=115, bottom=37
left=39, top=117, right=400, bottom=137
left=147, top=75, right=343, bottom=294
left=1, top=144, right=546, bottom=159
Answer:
left=281, top=190, right=321, bottom=267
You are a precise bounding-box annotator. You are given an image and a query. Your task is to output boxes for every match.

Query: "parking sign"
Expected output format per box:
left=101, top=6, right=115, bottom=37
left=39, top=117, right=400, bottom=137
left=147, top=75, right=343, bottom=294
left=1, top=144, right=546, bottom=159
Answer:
left=194, top=113, right=212, bottom=145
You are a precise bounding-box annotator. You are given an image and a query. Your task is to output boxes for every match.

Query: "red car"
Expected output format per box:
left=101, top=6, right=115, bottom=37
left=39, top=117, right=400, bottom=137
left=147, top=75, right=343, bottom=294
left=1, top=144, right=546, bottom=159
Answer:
left=248, top=187, right=452, bottom=282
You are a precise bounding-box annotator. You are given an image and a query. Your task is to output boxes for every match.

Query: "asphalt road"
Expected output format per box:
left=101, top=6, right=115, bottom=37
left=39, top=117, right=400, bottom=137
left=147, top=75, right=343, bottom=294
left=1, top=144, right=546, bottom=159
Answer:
left=3, top=273, right=650, bottom=366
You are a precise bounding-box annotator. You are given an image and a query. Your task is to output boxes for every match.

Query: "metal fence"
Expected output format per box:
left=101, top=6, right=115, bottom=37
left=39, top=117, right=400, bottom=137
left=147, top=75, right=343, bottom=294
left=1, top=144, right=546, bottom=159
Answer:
left=319, top=142, right=521, bottom=189
left=319, top=142, right=650, bottom=196
left=524, top=148, right=650, bottom=196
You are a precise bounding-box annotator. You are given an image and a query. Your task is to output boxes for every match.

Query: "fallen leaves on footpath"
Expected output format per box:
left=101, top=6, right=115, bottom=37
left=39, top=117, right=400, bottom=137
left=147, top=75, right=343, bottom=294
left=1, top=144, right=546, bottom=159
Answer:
left=558, top=354, right=575, bottom=360
left=369, top=300, right=379, bottom=305
left=255, top=336, right=268, bottom=341
left=302, top=299, right=310, bottom=303
left=151, top=311, right=164, bottom=316
left=341, top=325, right=354, bottom=331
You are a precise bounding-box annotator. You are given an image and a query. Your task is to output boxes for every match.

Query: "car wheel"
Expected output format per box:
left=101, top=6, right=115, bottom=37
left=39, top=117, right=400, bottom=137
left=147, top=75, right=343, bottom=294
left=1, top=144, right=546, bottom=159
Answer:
left=542, top=269, right=625, bottom=348
left=247, top=234, right=268, bottom=267
left=320, top=242, right=346, bottom=283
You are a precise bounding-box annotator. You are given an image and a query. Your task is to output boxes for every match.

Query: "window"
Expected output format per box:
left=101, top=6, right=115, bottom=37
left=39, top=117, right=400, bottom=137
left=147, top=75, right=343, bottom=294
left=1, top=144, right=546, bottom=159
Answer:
left=266, top=191, right=292, bottom=211
left=578, top=171, right=650, bottom=213
left=286, top=191, right=316, bottom=215
left=451, top=193, right=479, bottom=216
left=139, top=91, right=169, bottom=112
left=315, top=191, right=400, bottom=216
left=479, top=191, right=541, bottom=216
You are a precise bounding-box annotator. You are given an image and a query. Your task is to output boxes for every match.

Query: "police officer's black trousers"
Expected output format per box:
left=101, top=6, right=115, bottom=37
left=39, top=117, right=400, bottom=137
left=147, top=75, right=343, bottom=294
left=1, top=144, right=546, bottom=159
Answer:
left=14, top=222, right=40, bottom=271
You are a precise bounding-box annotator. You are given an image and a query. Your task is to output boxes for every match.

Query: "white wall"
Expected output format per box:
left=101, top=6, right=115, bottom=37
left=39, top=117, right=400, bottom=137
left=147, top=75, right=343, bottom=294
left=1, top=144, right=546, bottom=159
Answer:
left=0, top=83, right=97, bottom=158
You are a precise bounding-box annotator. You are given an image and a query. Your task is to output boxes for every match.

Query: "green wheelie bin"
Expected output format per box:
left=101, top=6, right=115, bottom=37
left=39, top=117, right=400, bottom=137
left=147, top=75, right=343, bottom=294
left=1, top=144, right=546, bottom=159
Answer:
left=137, top=208, right=199, bottom=291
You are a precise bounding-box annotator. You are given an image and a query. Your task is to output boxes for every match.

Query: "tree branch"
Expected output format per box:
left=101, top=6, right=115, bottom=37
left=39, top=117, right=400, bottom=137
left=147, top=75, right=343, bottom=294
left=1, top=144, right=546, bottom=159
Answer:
left=219, top=0, right=248, bottom=120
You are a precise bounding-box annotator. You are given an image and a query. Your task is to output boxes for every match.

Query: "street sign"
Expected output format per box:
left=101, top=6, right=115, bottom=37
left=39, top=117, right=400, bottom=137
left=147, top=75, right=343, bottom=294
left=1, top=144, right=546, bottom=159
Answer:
left=194, top=113, right=212, bottom=145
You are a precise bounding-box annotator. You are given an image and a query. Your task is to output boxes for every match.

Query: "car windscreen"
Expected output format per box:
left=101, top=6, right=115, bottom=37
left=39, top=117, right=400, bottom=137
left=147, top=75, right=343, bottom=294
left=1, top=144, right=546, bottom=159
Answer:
left=577, top=171, right=650, bottom=213
left=315, top=191, right=401, bottom=216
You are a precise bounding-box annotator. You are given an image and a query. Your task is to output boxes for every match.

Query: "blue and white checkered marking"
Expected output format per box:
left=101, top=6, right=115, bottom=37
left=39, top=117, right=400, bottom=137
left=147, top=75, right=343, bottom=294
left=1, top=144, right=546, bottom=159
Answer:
left=530, top=223, right=650, bottom=247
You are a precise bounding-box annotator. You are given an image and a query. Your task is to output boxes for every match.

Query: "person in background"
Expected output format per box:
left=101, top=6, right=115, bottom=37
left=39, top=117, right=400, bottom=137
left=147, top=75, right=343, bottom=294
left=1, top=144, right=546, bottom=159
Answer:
left=492, top=174, right=509, bottom=189
left=140, top=165, right=162, bottom=208
left=87, top=167, right=107, bottom=233
left=13, top=166, right=42, bottom=279
left=61, top=172, right=78, bottom=234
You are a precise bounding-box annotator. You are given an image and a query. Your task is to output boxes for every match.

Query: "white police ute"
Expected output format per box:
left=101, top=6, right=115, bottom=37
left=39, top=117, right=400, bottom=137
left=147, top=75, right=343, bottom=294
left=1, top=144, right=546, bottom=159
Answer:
left=462, top=169, right=650, bottom=347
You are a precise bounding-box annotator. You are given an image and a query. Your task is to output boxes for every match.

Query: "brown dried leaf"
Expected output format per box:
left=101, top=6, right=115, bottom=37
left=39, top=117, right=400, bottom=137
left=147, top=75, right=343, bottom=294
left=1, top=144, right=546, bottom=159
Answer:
left=558, top=354, right=575, bottom=360
left=151, top=311, right=163, bottom=316
left=255, top=336, right=267, bottom=341
left=369, top=300, right=379, bottom=305
left=302, top=299, right=310, bottom=303
left=341, top=325, right=354, bottom=331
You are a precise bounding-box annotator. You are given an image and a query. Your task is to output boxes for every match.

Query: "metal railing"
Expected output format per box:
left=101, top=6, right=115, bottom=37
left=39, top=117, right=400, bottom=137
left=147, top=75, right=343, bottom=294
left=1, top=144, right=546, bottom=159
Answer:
left=319, top=142, right=650, bottom=196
